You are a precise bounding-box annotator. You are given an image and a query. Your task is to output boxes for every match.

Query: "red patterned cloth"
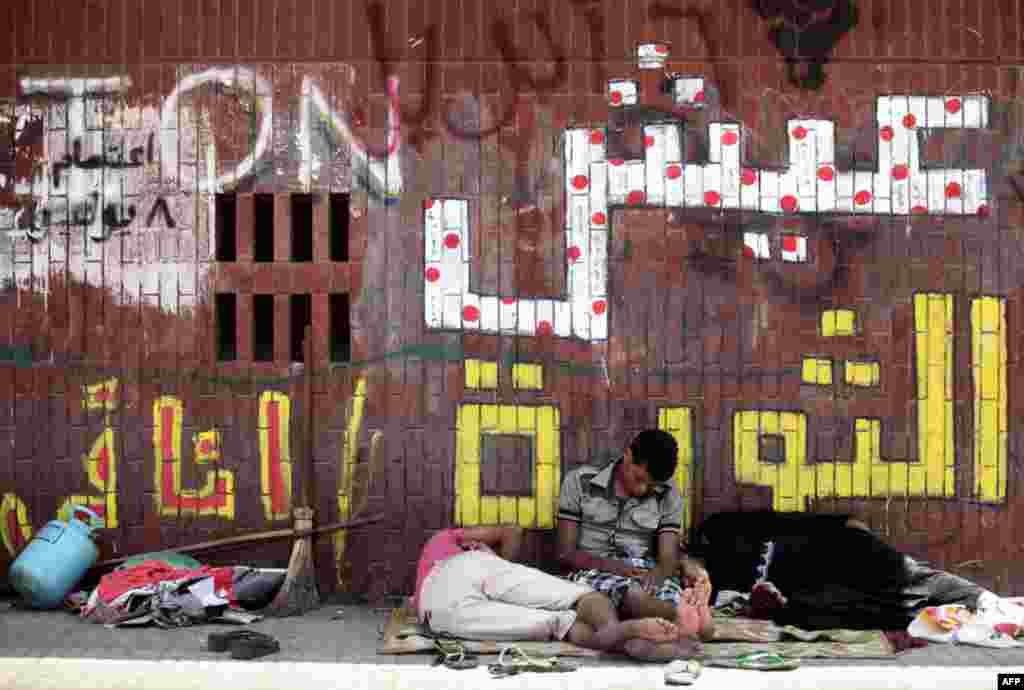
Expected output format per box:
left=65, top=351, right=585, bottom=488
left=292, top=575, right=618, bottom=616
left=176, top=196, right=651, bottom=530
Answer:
left=97, top=561, right=236, bottom=605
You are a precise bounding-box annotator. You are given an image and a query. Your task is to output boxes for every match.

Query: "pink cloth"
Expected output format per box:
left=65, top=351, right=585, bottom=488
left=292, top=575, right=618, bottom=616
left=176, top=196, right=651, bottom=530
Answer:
left=411, top=529, right=465, bottom=612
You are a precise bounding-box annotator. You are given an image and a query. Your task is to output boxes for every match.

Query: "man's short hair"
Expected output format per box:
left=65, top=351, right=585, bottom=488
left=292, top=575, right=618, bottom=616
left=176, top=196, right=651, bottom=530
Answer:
left=629, top=429, right=679, bottom=482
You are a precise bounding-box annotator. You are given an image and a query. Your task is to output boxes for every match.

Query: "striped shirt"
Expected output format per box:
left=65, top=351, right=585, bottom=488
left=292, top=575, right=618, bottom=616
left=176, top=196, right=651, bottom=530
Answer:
left=557, top=459, right=684, bottom=561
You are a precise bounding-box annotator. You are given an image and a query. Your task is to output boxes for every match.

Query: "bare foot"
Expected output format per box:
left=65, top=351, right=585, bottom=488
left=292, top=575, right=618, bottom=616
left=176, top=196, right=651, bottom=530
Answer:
left=624, top=617, right=679, bottom=643
left=693, top=579, right=714, bottom=639
left=622, top=638, right=703, bottom=662
left=675, top=588, right=702, bottom=639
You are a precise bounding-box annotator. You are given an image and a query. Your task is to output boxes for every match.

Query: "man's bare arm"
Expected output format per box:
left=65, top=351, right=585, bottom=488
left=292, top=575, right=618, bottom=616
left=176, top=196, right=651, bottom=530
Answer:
left=652, top=531, right=680, bottom=578
left=556, top=519, right=639, bottom=576
left=460, top=525, right=523, bottom=561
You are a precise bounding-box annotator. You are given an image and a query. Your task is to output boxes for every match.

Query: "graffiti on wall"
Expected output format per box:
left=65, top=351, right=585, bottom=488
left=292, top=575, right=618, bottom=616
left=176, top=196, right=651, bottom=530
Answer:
left=423, top=69, right=990, bottom=341
left=3, top=67, right=404, bottom=308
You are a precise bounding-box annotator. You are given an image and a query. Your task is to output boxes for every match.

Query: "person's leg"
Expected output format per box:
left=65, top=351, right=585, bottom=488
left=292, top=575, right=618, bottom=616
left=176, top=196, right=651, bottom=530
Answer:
left=620, top=581, right=712, bottom=639
left=572, top=591, right=679, bottom=651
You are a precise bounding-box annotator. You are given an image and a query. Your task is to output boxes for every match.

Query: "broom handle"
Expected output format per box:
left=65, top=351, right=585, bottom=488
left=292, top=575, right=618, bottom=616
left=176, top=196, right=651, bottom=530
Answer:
left=302, top=323, right=315, bottom=511
left=91, top=514, right=385, bottom=569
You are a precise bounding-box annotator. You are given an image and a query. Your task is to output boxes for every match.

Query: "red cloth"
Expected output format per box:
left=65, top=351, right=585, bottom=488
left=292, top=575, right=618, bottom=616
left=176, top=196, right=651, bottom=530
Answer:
left=411, top=529, right=465, bottom=612
left=98, top=561, right=236, bottom=605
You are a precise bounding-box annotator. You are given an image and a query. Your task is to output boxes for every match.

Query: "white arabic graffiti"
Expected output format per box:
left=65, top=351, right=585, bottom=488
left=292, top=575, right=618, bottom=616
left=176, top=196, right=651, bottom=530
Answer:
left=424, top=64, right=990, bottom=342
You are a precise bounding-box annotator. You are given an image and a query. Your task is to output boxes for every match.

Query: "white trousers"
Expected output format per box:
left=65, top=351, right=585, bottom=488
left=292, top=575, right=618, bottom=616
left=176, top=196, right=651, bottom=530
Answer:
left=418, top=550, right=592, bottom=641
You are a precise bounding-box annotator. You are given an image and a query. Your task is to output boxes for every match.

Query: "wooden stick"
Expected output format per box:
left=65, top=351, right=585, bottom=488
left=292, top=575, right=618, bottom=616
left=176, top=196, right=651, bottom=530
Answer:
left=302, top=323, right=315, bottom=511
left=91, top=514, right=384, bottom=569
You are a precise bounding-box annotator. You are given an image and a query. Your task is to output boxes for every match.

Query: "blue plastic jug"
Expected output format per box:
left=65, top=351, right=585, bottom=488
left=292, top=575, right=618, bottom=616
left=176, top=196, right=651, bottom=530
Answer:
left=9, top=506, right=105, bottom=609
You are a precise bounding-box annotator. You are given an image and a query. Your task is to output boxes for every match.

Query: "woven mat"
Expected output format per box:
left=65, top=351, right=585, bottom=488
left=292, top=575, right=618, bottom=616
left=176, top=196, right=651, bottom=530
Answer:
left=377, top=604, right=895, bottom=659
left=377, top=604, right=601, bottom=657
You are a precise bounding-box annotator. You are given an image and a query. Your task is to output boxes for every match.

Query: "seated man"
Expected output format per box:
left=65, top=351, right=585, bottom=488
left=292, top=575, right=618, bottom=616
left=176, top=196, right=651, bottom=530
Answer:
left=689, top=510, right=1007, bottom=630
left=414, top=525, right=701, bottom=661
left=556, top=429, right=714, bottom=640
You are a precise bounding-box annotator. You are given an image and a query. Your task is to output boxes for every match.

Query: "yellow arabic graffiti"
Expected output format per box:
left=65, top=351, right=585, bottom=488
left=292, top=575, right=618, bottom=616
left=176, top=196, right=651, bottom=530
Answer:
left=735, top=294, right=1006, bottom=507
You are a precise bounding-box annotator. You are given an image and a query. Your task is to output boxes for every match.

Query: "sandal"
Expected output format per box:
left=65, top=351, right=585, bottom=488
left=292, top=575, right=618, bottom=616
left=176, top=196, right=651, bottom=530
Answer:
left=706, top=651, right=799, bottom=671
left=432, top=638, right=479, bottom=670
left=207, top=630, right=276, bottom=653
left=230, top=633, right=281, bottom=660
left=487, top=646, right=578, bottom=677
left=664, top=659, right=702, bottom=686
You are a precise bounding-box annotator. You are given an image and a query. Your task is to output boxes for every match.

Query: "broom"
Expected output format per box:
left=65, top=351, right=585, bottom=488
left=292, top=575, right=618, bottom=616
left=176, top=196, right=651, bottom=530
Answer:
left=265, top=325, right=320, bottom=617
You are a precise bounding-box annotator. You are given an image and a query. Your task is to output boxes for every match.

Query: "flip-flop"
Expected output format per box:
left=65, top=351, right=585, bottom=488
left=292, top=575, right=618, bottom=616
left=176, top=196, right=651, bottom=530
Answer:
left=664, top=659, right=702, bottom=686
left=228, top=633, right=280, bottom=660
left=487, top=646, right=578, bottom=677
left=706, top=651, right=800, bottom=671
left=207, top=630, right=276, bottom=653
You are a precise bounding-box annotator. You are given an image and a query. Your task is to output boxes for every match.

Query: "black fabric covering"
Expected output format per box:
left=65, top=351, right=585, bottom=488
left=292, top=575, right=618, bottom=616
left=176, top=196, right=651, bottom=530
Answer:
left=688, top=511, right=982, bottom=630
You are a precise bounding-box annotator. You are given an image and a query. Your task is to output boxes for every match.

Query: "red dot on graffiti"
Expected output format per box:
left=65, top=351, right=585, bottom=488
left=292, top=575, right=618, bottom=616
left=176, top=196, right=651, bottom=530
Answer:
left=704, top=190, right=721, bottom=206
left=95, top=390, right=111, bottom=401
left=567, top=245, right=582, bottom=262
left=792, top=126, right=808, bottom=140
left=536, top=320, right=553, bottom=336
left=592, top=300, right=607, bottom=315
left=783, top=235, right=799, bottom=252
left=945, top=181, right=962, bottom=198
left=945, top=98, right=961, bottom=114
left=592, top=211, right=607, bottom=225
left=854, top=190, right=873, bottom=205
left=655, top=44, right=668, bottom=54
left=572, top=174, right=589, bottom=190
left=780, top=195, right=799, bottom=213
left=609, top=159, right=625, bottom=167
left=423, top=199, right=434, bottom=209
left=462, top=305, right=480, bottom=322
left=892, top=164, right=909, bottom=181
left=501, top=297, right=517, bottom=305
left=911, top=205, right=929, bottom=215
left=880, top=126, right=895, bottom=142
left=610, top=91, right=623, bottom=105
left=978, top=204, right=991, bottom=218
left=590, top=130, right=605, bottom=145
left=817, top=166, right=834, bottom=182
left=741, top=169, right=757, bottom=186
left=627, top=190, right=646, bottom=205
left=666, top=164, right=682, bottom=180
left=444, top=233, right=461, bottom=249
left=425, top=267, right=440, bottom=282
left=694, top=90, right=705, bottom=103
left=645, top=135, right=655, bottom=148
left=721, top=131, right=739, bottom=146
left=742, top=245, right=754, bottom=258
left=199, top=440, right=214, bottom=454
left=902, top=113, right=917, bottom=129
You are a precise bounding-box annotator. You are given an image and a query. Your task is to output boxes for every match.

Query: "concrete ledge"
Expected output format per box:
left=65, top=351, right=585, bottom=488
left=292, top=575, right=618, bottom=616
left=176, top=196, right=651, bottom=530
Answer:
left=0, top=658, right=1017, bottom=690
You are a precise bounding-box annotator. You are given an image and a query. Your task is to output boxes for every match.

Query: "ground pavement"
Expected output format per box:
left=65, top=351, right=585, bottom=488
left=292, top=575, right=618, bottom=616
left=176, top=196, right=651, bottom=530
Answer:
left=2, top=597, right=1023, bottom=690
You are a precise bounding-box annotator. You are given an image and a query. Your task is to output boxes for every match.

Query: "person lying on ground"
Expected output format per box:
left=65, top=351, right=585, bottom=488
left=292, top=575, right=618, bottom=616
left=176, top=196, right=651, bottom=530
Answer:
left=688, top=510, right=1000, bottom=630
left=556, top=429, right=714, bottom=640
left=412, top=525, right=702, bottom=661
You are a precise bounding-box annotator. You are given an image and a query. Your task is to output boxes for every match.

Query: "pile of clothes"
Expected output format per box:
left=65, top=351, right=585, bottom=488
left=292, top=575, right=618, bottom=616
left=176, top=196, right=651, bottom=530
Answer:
left=68, top=554, right=286, bottom=628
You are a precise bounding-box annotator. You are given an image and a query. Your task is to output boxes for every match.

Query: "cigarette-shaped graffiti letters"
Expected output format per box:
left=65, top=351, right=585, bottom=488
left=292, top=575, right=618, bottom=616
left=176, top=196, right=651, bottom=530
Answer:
left=424, top=63, right=991, bottom=342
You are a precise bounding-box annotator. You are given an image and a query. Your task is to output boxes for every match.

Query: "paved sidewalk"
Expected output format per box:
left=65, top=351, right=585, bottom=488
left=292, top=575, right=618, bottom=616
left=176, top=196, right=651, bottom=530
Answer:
left=1, top=598, right=1023, bottom=689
